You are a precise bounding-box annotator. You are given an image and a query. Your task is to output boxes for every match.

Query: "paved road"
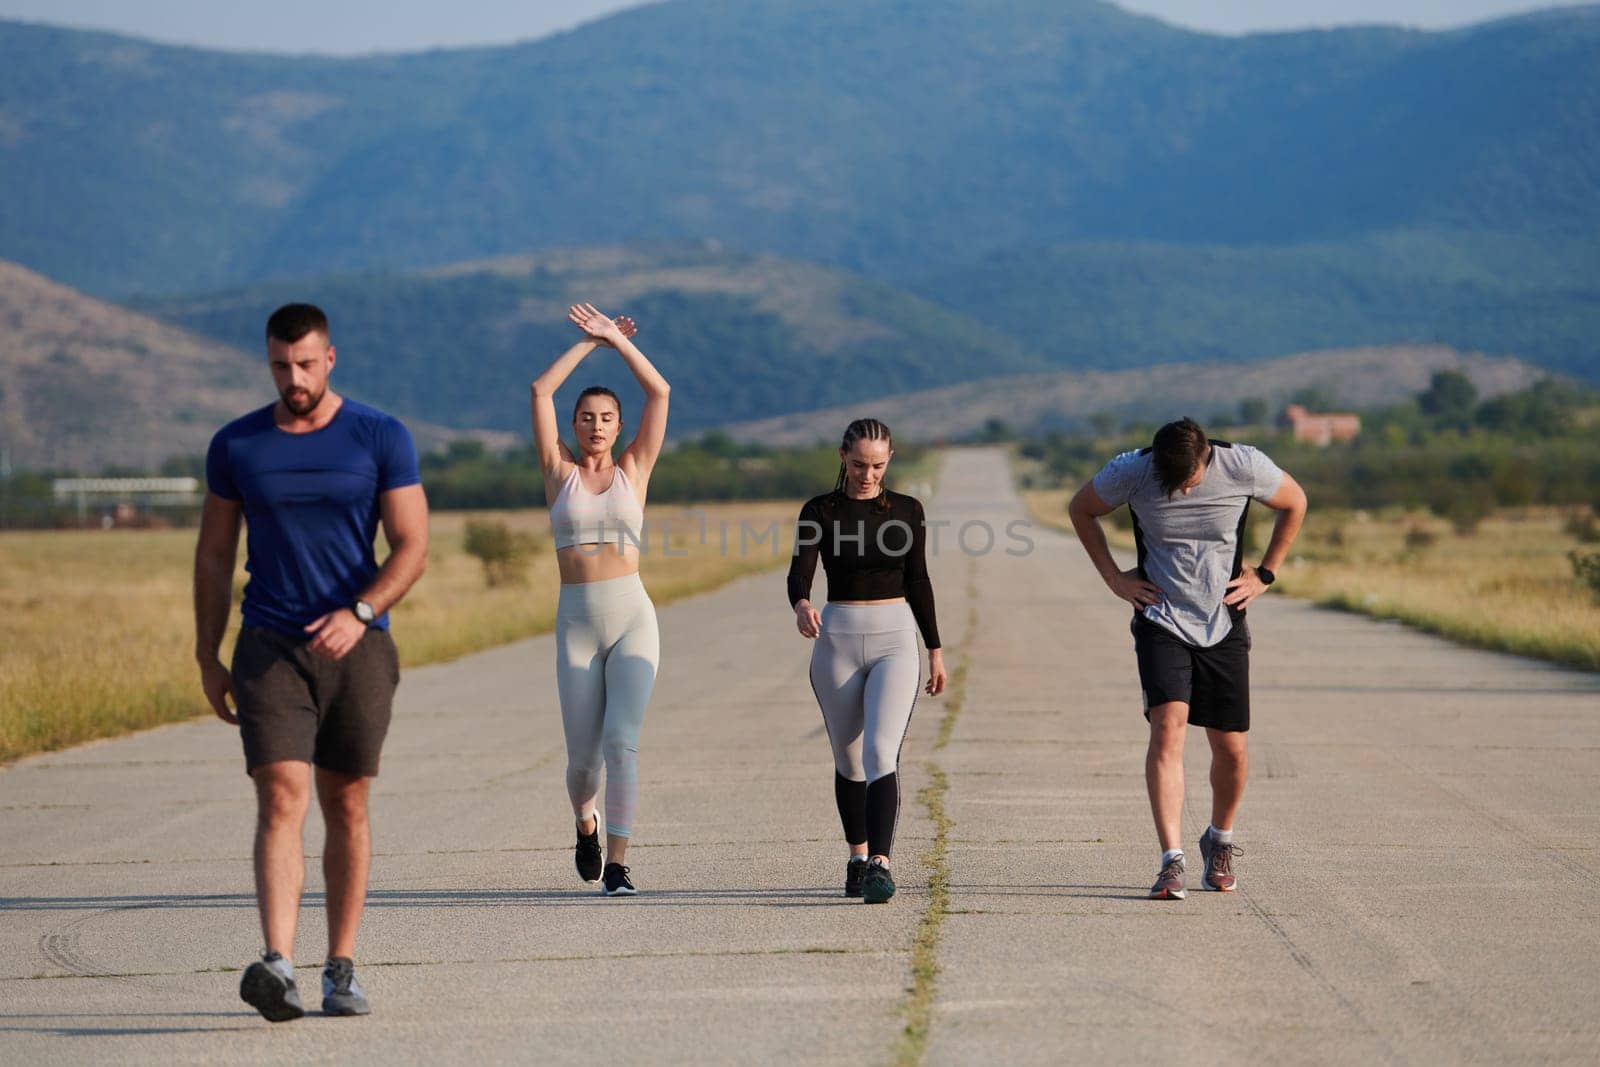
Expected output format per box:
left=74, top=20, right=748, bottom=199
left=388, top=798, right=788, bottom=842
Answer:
left=3, top=448, right=1597, bottom=1063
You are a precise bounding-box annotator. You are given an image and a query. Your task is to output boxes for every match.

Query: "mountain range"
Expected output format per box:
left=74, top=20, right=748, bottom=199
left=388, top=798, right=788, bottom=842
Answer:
left=0, top=259, right=513, bottom=471
left=2, top=1, right=1595, bottom=298
left=1, top=1, right=1595, bottom=461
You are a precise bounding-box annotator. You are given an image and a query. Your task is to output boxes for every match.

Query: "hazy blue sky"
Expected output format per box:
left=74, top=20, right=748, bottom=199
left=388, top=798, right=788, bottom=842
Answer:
left=0, top=0, right=1585, bottom=54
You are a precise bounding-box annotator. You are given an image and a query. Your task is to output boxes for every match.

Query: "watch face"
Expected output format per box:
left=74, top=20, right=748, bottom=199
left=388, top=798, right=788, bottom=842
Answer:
left=355, top=601, right=375, bottom=623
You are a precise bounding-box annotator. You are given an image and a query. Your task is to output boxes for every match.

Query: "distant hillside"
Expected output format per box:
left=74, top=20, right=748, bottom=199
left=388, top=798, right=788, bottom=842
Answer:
left=1, top=1, right=1596, bottom=297
left=0, top=260, right=512, bottom=471
left=911, top=232, right=1600, bottom=383
left=147, top=244, right=1048, bottom=435
left=722, top=346, right=1548, bottom=445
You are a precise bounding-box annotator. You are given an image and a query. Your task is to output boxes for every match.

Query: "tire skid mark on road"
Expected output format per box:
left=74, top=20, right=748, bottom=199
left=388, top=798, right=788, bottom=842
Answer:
left=1178, top=789, right=1395, bottom=1057
left=35, top=898, right=171, bottom=978
left=1235, top=886, right=1397, bottom=1060
left=1382, top=748, right=1599, bottom=881
left=11, top=944, right=897, bottom=982
left=482, top=743, right=564, bottom=786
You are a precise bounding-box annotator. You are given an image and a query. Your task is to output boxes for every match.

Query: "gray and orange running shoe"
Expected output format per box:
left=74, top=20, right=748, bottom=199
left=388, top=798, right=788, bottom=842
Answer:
left=1149, top=854, right=1187, bottom=900
left=1198, top=829, right=1242, bottom=892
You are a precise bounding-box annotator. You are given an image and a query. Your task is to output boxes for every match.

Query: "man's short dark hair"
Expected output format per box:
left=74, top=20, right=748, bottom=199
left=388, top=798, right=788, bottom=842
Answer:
left=1152, top=417, right=1209, bottom=496
left=266, top=303, right=330, bottom=345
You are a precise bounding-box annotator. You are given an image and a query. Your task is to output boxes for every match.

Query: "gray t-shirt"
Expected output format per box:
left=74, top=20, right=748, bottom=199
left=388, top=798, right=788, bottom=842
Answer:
left=1092, top=441, right=1285, bottom=647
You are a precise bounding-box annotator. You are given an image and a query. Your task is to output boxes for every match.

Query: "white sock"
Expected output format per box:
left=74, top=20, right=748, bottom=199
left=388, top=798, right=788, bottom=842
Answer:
left=1161, top=848, right=1184, bottom=867
left=1208, top=825, right=1233, bottom=845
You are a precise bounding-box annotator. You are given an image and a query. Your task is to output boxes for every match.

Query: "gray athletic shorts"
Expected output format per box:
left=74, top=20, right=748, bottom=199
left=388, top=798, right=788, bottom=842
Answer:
left=230, top=625, right=400, bottom=777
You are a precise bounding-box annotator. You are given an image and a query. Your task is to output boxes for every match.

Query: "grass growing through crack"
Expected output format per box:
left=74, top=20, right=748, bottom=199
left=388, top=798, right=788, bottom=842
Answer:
left=892, top=585, right=976, bottom=1065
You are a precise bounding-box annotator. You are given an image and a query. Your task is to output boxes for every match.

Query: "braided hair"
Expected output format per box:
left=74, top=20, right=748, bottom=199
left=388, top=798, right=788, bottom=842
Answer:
left=833, top=417, right=893, bottom=512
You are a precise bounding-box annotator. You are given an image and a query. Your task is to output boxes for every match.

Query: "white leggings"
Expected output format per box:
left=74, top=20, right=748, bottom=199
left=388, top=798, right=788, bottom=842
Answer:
left=809, top=602, right=921, bottom=858
left=555, top=573, right=659, bottom=839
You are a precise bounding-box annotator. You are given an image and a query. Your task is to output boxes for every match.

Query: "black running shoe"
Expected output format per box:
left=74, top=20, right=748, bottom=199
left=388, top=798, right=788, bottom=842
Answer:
left=861, top=859, right=896, bottom=904
left=845, top=856, right=869, bottom=898
left=600, top=862, right=637, bottom=896
left=575, top=814, right=603, bottom=884
left=240, top=951, right=304, bottom=1023
left=321, top=956, right=371, bottom=1016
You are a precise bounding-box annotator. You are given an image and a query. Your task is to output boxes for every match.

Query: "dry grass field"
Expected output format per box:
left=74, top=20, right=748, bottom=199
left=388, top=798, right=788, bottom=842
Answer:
left=1020, top=488, right=1600, bottom=672
left=0, top=501, right=800, bottom=765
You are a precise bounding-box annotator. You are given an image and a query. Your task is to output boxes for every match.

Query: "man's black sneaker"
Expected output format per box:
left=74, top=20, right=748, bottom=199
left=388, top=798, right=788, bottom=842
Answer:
left=321, top=956, right=371, bottom=1016
left=845, top=855, right=869, bottom=898
left=861, top=859, right=896, bottom=904
left=240, top=951, right=304, bottom=1023
left=600, top=862, right=637, bottom=896
left=575, top=814, right=603, bottom=884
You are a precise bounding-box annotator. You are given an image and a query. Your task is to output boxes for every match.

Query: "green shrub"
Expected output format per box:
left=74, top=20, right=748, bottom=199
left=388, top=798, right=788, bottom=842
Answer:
left=1571, top=550, right=1600, bottom=602
left=1403, top=525, right=1438, bottom=555
left=1564, top=509, right=1600, bottom=544
left=463, top=519, right=543, bottom=587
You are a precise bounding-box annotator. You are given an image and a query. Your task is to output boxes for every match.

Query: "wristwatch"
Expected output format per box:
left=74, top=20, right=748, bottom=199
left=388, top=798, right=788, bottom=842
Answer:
left=352, top=599, right=376, bottom=625
left=1255, top=565, right=1276, bottom=586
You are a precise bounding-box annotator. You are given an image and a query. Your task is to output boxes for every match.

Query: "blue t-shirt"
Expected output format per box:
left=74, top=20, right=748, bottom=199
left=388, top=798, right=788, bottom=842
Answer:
left=205, top=399, right=421, bottom=637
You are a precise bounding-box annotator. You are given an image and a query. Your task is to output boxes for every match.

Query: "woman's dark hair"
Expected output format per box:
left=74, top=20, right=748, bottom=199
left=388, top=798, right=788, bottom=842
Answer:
left=1152, top=417, right=1209, bottom=497
left=834, top=417, right=893, bottom=511
left=572, top=385, right=622, bottom=422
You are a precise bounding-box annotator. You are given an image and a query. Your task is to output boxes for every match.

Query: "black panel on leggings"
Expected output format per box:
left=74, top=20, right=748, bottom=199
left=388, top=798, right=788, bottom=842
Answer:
left=787, top=490, right=941, bottom=649
left=835, top=772, right=867, bottom=846
left=865, top=774, right=900, bottom=859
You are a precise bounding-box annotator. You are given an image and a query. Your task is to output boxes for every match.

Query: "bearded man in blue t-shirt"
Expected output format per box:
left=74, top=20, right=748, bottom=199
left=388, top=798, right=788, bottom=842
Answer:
left=193, top=303, right=429, bottom=1022
left=1069, top=418, right=1307, bottom=902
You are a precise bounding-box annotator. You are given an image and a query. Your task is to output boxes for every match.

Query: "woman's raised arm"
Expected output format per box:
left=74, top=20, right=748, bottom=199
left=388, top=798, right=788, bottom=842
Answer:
left=569, top=303, right=670, bottom=478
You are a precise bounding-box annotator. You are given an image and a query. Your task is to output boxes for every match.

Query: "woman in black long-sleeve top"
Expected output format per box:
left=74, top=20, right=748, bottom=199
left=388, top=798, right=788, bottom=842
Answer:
left=787, top=418, right=946, bottom=904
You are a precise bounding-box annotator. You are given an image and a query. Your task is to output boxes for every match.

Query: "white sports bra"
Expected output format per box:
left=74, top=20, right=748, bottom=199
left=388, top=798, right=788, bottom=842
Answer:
left=549, top=463, right=645, bottom=550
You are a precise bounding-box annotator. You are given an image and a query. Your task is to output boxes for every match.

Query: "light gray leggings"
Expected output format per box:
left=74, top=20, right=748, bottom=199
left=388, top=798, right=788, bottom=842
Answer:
left=809, top=602, right=921, bottom=857
left=555, top=573, right=659, bottom=839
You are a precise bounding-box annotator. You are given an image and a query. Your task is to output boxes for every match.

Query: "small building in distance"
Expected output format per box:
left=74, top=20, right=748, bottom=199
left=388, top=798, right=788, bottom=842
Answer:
left=1281, top=404, right=1361, bottom=446
left=52, top=476, right=200, bottom=528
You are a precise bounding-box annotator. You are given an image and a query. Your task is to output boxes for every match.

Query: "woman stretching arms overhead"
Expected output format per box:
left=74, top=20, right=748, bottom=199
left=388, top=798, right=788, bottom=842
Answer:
left=530, top=304, right=669, bottom=897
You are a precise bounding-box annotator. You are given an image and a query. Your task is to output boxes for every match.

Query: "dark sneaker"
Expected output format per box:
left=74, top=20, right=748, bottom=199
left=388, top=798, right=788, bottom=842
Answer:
left=601, top=862, right=637, bottom=896
left=861, top=859, right=896, bottom=904
left=1149, top=855, right=1187, bottom=900
left=575, top=814, right=603, bottom=884
left=1198, top=829, right=1242, bottom=892
left=240, top=951, right=304, bottom=1023
left=321, top=956, right=371, bottom=1016
left=844, top=856, right=869, bottom=898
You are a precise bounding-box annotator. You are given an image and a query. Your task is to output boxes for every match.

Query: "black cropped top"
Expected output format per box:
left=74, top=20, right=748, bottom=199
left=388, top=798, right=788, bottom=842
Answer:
left=786, top=490, right=941, bottom=650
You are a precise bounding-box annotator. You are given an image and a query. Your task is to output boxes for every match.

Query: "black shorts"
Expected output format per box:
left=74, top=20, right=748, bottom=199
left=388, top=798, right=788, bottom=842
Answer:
left=230, top=625, right=400, bottom=777
left=1131, top=613, right=1251, bottom=732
